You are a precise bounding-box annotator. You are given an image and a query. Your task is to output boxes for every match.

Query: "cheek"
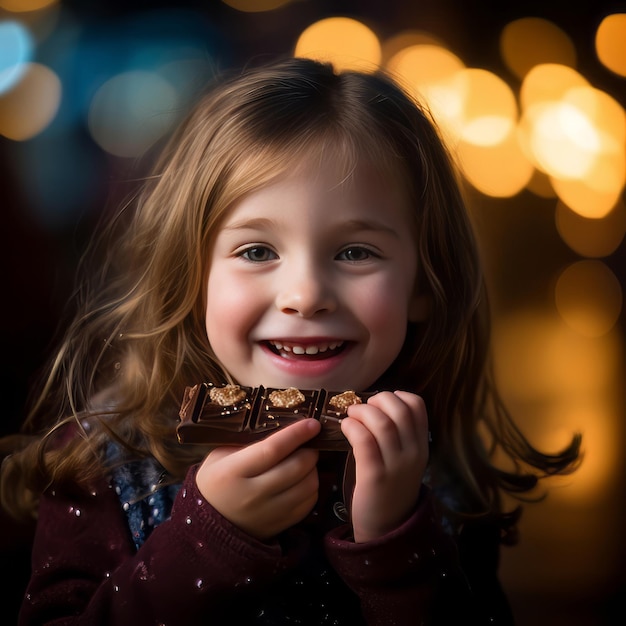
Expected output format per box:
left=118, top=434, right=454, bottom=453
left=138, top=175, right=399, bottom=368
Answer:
left=367, top=300, right=409, bottom=347
left=359, top=275, right=414, bottom=325
left=356, top=275, right=415, bottom=351
left=204, top=271, right=256, bottom=348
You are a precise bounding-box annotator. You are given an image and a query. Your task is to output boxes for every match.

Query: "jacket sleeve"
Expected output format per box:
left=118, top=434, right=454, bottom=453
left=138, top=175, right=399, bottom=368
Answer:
left=19, top=466, right=301, bottom=625
left=324, top=486, right=515, bottom=625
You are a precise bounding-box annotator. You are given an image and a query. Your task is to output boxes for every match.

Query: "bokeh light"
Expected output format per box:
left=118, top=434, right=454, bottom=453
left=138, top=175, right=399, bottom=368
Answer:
left=527, top=99, right=600, bottom=177
left=595, top=13, right=626, bottom=78
left=0, top=19, right=33, bottom=94
left=0, top=0, right=57, bottom=11
left=519, top=64, right=625, bottom=217
left=386, top=43, right=466, bottom=142
left=381, top=30, right=446, bottom=66
left=492, top=309, right=623, bottom=497
left=386, top=44, right=534, bottom=197
left=500, top=18, right=576, bottom=81
left=451, top=67, right=528, bottom=197
left=554, top=260, right=623, bottom=337
left=88, top=70, right=180, bottom=158
left=456, top=128, right=533, bottom=197
left=519, top=62, right=589, bottom=110
left=294, top=17, right=381, bottom=72
left=0, top=61, right=60, bottom=139
left=555, top=199, right=626, bottom=258
left=456, top=68, right=517, bottom=146
left=1, top=6, right=625, bottom=624
left=493, top=307, right=624, bottom=603
left=525, top=169, right=556, bottom=198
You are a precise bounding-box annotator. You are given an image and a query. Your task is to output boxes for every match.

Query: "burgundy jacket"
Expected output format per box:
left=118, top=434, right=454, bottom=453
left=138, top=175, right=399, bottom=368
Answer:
left=19, top=451, right=515, bottom=625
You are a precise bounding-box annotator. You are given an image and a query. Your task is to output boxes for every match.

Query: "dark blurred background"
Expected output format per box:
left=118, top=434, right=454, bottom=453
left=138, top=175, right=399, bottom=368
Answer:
left=1, top=1, right=624, bottom=624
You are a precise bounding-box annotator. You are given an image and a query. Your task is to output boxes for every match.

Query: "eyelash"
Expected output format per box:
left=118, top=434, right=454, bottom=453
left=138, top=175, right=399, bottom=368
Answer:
left=336, top=246, right=380, bottom=262
left=236, top=245, right=381, bottom=263
left=238, top=246, right=277, bottom=262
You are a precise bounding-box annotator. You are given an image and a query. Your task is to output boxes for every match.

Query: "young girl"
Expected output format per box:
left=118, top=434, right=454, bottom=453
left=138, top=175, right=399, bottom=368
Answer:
left=1, top=57, right=581, bottom=625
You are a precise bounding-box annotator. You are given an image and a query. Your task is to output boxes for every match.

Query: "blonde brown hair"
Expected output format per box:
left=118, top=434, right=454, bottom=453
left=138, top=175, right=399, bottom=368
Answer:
left=0, top=57, right=580, bottom=526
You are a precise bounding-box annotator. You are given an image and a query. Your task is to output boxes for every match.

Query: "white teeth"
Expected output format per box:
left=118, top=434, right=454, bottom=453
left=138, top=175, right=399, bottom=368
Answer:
left=269, top=340, right=344, bottom=354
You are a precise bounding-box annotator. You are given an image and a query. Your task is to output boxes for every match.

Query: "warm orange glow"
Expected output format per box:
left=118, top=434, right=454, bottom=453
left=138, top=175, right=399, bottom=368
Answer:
left=500, top=18, right=577, bottom=81
left=0, top=62, right=61, bottom=139
left=539, top=402, right=622, bottom=497
left=491, top=309, right=624, bottom=498
left=457, top=128, right=533, bottom=197
left=519, top=77, right=626, bottom=216
left=556, top=199, right=626, bottom=257
left=386, top=43, right=464, bottom=84
left=0, top=0, right=57, bottom=11
left=595, top=13, right=626, bottom=77
left=389, top=49, right=544, bottom=198
left=385, top=44, right=465, bottom=138
left=566, top=85, right=626, bottom=149
left=381, top=30, right=445, bottom=66
left=520, top=63, right=588, bottom=111
left=550, top=169, right=624, bottom=219
left=526, top=169, right=556, bottom=198
left=554, top=261, right=623, bottom=337
left=294, top=17, right=381, bottom=72
left=527, top=100, right=598, bottom=176
left=456, top=68, right=518, bottom=146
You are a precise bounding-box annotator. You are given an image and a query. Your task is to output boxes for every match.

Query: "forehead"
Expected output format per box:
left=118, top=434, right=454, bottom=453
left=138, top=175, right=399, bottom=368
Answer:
left=208, top=135, right=418, bottom=245
left=230, top=125, right=411, bottom=195
left=218, top=158, right=416, bottom=242
left=252, top=147, right=410, bottom=205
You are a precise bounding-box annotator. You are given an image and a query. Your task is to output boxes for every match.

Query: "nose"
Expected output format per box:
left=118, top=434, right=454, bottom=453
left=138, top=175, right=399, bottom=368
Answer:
left=275, top=262, right=338, bottom=317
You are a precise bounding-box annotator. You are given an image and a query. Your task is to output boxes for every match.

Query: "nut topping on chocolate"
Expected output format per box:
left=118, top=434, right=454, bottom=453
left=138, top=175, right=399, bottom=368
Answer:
left=329, top=390, right=362, bottom=412
left=268, top=387, right=306, bottom=408
left=209, top=384, right=247, bottom=406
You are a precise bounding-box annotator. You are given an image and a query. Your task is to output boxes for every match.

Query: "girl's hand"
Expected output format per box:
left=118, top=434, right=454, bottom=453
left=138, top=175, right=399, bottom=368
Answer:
left=340, top=391, right=429, bottom=543
left=195, top=418, right=321, bottom=541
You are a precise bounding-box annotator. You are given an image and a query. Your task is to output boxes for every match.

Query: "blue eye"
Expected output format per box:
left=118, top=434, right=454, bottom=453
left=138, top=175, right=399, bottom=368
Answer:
left=336, top=247, right=376, bottom=262
left=240, top=246, right=277, bottom=262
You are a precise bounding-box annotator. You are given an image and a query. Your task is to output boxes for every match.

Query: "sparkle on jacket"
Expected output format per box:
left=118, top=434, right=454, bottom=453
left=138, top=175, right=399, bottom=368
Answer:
left=18, top=449, right=515, bottom=625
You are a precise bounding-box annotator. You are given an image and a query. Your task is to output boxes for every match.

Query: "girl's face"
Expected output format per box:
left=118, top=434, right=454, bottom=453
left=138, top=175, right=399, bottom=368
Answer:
left=205, top=162, right=425, bottom=391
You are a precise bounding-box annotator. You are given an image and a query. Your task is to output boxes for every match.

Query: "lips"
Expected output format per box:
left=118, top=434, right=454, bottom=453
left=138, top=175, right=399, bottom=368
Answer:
left=266, top=340, right=346, bottom=359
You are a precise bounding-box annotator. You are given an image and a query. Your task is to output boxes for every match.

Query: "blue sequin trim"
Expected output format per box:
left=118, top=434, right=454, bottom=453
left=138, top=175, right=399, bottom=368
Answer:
left=108, top=444, right=181, bottom=550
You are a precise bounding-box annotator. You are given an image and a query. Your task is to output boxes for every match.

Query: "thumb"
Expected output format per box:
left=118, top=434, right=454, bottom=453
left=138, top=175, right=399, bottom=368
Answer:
left=234, top=417, right=321, bottom=477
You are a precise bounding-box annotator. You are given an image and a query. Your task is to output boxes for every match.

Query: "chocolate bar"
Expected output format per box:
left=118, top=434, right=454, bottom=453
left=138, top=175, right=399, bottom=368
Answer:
left=176, top=383, right=375, bottom=451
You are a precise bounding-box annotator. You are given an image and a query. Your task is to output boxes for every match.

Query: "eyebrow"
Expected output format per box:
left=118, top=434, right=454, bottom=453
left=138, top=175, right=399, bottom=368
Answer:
left=341, top=219, right=401, bottom=238
left=221, top=217, right=277, bottom=232
left=222, top=217, right=401, bottom=238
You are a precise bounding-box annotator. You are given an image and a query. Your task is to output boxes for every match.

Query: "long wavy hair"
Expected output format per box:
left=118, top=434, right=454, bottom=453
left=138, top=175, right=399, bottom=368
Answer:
left=0, top=57, right=581, bottom=527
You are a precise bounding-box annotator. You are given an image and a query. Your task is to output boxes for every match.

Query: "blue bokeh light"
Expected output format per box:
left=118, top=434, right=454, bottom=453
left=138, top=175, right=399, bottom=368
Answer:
left=0, top=20, right=34, bottom=94
left=12, top=7, right=226, bottom=229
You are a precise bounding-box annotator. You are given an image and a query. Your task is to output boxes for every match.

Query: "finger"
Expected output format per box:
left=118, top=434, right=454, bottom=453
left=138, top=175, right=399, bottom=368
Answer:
left=271, top=460, right=320, bottom=510
left=393, top=390, right=429, bottom=440
left=251, top=463, right=320, bottom=539
left=346, top=392, right=405, bottom=452
left=256, top=446, right=320, bottom=496
left=340, top=415, right=384, bottom=466
left=365, top=391, right=425, bottom=448
left=236, top=417, right=321, bottom=477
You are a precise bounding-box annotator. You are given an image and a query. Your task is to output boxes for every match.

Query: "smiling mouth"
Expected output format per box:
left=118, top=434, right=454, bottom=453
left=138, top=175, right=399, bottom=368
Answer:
left=265, top=340, right=346, bottom=359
